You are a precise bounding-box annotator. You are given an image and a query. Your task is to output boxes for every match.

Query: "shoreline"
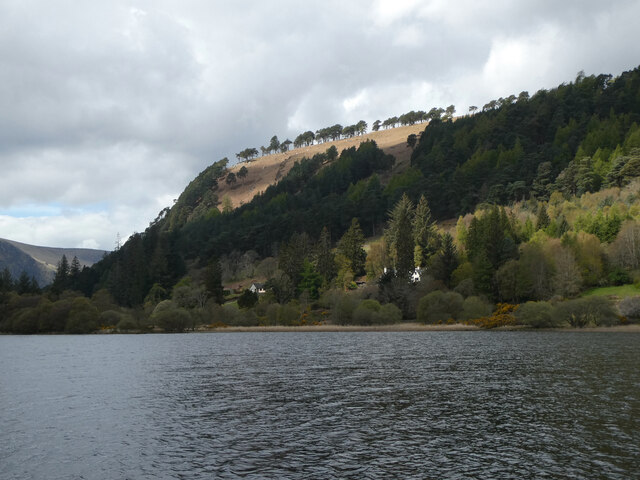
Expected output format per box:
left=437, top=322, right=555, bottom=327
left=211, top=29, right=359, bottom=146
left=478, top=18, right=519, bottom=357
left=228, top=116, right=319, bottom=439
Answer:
left=193, top=323, right=640, bottom=333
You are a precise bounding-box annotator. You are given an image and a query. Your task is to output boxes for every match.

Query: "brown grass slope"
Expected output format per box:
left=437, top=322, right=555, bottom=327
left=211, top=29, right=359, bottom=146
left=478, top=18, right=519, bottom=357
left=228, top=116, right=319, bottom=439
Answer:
left=219, top=123, right=427, bottom=209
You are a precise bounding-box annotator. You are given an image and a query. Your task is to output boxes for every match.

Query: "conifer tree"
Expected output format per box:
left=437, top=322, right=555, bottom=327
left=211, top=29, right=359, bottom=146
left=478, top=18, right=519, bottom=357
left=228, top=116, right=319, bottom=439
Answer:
left=413, top=195, right=437, bottom=267
left=338, top=218, right=367, bottom=277
left=51, top=254, right=70, bottom=295
left=536, top=204, right=551, bottom=231
left=316, top=227, right=336, bottom=285
left=204, top=257, right=225, bottom=304
left=385, top=193, right=415, bottom=277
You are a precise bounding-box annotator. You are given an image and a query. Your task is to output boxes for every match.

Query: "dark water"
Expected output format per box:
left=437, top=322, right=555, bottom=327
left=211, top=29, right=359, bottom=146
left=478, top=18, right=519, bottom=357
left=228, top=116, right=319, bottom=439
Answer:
left=1, top=332, right=638, bottom=479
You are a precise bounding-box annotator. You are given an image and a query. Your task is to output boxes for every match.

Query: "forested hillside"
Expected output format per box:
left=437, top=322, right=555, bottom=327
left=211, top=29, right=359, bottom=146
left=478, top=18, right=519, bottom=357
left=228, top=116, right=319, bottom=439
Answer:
left=3, top=66, right=640, bottom=334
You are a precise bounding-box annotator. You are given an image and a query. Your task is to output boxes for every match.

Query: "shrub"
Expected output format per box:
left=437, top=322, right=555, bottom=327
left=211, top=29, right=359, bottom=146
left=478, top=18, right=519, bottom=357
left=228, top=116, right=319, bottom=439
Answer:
left=155, top=307, right=192, bottom=332
left=459, top=296, right=493, bottom=322
left=417, top=290, right=464, bottom=324
left=380, top=303, right=402, bottom=323
left=516, top=301, right=560, bottom=328
left=237, top=289, right=259, bottom=309
left=277, top=304, right=300, bottom=326
left=116, top=314, right=138, bottom=331
left=65, top=297, right=99, bottom=334
left=10, top=308, right=40, bottom=334
left=453, top=278, right=475, bottom=298
left=466, top=303, right=518, bottom=329
left=100, top=310, right=123, bottom=327
left=554, top=296, right=619, bottom=327
left=618, top=295, right=640, bottom=321
left=608, top=267, right=631, bottom=286
left=352, top=299, right=382, bottom=325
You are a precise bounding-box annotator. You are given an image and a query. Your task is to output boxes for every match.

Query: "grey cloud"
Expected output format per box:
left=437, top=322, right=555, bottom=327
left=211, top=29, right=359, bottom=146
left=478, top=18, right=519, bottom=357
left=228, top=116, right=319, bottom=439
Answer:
left=1, top=0, right=639, bottom=248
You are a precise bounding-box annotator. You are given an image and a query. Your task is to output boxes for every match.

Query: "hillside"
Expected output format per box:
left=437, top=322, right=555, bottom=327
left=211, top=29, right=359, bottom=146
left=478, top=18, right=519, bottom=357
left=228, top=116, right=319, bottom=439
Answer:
left=0, top=237, right=106, bottom=286
left=220, top=123, right=426, bottom=209
left=5, top=67, right=640, bottom=336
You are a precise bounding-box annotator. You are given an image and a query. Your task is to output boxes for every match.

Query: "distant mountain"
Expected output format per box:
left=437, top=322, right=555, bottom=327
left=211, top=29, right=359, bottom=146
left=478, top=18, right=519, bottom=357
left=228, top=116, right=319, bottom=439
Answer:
left=0, top=238, right=107, bottom=287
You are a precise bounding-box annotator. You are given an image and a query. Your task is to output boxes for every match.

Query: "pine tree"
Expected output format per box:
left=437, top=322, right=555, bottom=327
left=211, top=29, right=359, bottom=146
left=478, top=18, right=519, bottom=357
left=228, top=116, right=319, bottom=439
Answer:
left=316, top=227, right=336, bottom=285
left=431, top=234, right=459, bottom=288
left=385, top=193, right=415, bottom=278
left=413, top=195, right=436, bottom=267
left=204, top=258, right=225, bottom=304
left=51, top=254, right=70, bottom=295
left=338, top=218, right=367, bottom=277
left=535, top=204, right=551, bottom=231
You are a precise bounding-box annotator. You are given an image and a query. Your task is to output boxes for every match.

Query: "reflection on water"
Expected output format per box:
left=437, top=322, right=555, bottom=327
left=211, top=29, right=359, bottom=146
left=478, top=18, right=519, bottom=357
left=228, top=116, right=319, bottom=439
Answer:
left=1, top=332, right=639, bottom=479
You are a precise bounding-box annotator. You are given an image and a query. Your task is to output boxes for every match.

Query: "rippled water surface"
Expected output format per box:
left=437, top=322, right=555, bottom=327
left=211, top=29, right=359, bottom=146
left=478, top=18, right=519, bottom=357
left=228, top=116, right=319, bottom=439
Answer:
left=1, top=332, right=639, bottom=479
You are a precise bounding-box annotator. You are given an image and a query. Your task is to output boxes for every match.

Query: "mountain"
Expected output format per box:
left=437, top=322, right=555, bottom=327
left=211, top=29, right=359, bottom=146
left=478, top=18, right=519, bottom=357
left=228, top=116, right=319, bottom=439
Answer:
left=0, top=238, right=107, bottom=287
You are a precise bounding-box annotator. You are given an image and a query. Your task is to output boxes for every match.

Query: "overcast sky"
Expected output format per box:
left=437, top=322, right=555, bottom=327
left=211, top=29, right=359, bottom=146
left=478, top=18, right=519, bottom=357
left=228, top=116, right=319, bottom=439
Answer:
left=1, top=0, right=639, bottom=250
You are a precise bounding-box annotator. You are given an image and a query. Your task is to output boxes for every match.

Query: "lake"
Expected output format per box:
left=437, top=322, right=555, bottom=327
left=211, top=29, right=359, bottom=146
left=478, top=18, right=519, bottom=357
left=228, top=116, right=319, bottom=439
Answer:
left=1, top=331, right=638, bottom=479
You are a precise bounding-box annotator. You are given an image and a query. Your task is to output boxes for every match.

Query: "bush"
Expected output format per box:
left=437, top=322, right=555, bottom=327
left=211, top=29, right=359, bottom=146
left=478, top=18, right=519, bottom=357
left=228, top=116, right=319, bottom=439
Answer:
left=237, top=289, right=259, bottom=309
left=10, top=308, right=40, bottom=334
left=100, top=310, right=123, bottom=327
left=380, top=303, right=402, bottom=323
left=65, top=298, right=99, bottom=334
left=554, top=296, right=619, bottom=327
left=516, top=301, right=560, bottom=328
left=453, top=278, right=476, bottom=298
left=466, top=303, right=518, bottom=329
left=618, top=296, right=640, bottom=321
left=459, top=296, right=493, bottom=322
left=116, top=314, right=138, bottom=331
left=608, top=267, right=631, bottom=286
left=155, top=307, right=192, bottom=332
left=417, top=290, right=464, bottom=324
left=352, top=299, right=382, bottom=325
left=320, top=289, right=358, bottom=324
left=277, top=304, right=300, bottom=326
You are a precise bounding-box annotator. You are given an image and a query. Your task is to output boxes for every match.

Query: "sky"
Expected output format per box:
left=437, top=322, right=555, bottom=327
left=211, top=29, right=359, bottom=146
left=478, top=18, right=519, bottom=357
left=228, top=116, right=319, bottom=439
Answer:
left=1, top=0, right=640, bottom=251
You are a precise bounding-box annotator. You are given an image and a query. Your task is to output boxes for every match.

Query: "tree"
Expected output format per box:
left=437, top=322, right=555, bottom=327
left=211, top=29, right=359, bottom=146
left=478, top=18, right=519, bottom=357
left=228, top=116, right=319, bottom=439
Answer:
left=51, top=254, right=70, bottom=295
left=237, top=166, right=249, bottom=182
left=550, top=245, right=582, bottom=298
left=69, top=256, right=81, bottom=287
left=431, top=233, right=458, bottom=288
left=535, top=203, right=550, bottom=231
left=407, top=134, right=417, bottom=149
left=469, top=106, right=478, bottom=115
left=226, top=172, right=237, bottom=186
left=356, top=120, right=368, bottom=135
left=326, top=145, right=338, bottom=162
left=280, top=139, right=292, bottom=153
left=412, top=195, right=437, bottom=267
left=444, top=104, right=456, bottom=121
left=237, top=289, right=258, bottom=309
left=268, top=135, right=280, bottom=154
left=316, top=227, right=336, bottom=285
left=385, top=194, right=415, bottom=278
left=204, top=258, right=225, bottom=304
left=338, top=218, right=367, bottom=277
left=221, top=195, right=233, bottom=214
left=372, top=120, right=381, bottom=132
left=298, top=260, right=322, bottom=299
left=417, top=290, right=464, bottom=324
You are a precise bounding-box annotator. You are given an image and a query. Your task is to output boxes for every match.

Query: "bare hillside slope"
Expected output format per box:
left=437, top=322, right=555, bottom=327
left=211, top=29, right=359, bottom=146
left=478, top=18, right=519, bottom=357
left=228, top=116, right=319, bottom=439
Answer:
left=219, top=123, right=426, bottom=209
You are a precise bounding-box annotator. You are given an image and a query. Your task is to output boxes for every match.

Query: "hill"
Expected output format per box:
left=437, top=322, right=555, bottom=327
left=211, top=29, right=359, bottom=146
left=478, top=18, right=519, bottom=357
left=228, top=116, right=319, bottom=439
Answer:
left=0, top=237, right=106, bottom=287
left=220, top=123, right=427, bottom=209
left=5, top=66, right=640, bottom=336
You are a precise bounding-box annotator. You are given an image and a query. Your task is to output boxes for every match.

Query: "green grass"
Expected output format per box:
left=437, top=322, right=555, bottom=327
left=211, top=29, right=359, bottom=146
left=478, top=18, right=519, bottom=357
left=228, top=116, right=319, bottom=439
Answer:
left=582, top=284, right=640, bottom=298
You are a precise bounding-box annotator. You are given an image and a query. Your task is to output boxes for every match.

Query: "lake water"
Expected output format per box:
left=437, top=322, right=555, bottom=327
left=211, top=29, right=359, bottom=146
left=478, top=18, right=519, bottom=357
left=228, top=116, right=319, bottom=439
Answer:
left=1, top=331, right=638, bottom=479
